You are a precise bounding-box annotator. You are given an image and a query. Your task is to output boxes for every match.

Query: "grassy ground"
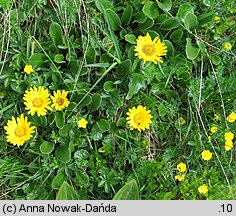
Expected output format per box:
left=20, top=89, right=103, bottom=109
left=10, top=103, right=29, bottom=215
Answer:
left=0, top=0, right=236, bottom=200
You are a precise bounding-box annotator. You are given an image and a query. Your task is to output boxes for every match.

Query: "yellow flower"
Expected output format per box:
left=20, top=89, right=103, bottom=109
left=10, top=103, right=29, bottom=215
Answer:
left=178, top=117, right=186, bottom=125
left=214, top=16, right=221, bottom=21
left=24, top=64, right=34, bottom=74
left=23, top=86, right=52, bottom=117
left=226, top=112, right=236, bottom=123
left=126, top=105, right=153, bottom=132
left=134, top=32, right=167, bottom=64
left=4, top=114, right=35, bottom=146
left=225, top=140, right=233, bottom=151
left=225, top=144, right=233, bottom=151
left=177, top=162, right=186, bottom=173
left=224, top=132, right=234, bottom=141
left=78, top=118, right=88, bottom=128
left=201, top=150, right=213, bottom=161
left=198, top=184, right=208, bottom=194
left=175, top=175, right=185, bottom=181
left=214, top=115, right=220, bottom=121
left=223, top=42, right=232, bottom=51
left=210, top=126, right=217, bottom=133
left=51, top=90, right=70, bottom=111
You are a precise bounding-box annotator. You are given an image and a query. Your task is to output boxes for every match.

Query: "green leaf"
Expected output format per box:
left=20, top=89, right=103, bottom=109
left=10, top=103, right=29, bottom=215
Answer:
left=40, top=141, right=55, bottom=154
left=160, top=17, right=180, bottom=30
left=138, top=18, right=154, bottom=31
left=116, top=59, right=132, bottom=77
left=106, top=9, right=121, bottom=30
left=113, top=179, right=139, bottom=200
left=121, top=5, right=133, bottom=25
left=97, top=119, right=110, bottom=131
left=197, top=41, right=207, bottom=55
left=186, top=38, right=200, bottom=60
left=157, top=0, right=172, bottom=11
left=132, top=12, right=147, bottom=23
left=54, top=54, right=65, bottom=64
left=210, top=54, right=221, bottom=65
left=29, top=53, right=46, bottom=67
left=95, top=0, right=113, bottom=12
left=56, top=182, right=79, bottom=200
left=170, top=29, right=183, bottom=42
left=126, top=73, right=146, bottom=100
left=76, top=93, right=92, bottom=106
left=55, top=146, right=71, bottom=163
left=142, top=1, right=159, bottom=19
left=87, top=94, right=102, bottom=112
left=158, top=103, right=168, bottom=117
left=163, top=40, right=174, bottom=56
left=76, top=170, right=89, bottom=186
left=85, top=48, right=96, bottom=64
left=177, top=3, right=194, bottom=18
left=49, top=22, right=63, bottom=47
left=125, top=34, right=137, bottom=45
left=52, top=173, right=67, bottom=189
left=184, top=12, right=198, bottom=31
left=55, top=111, right=65, bottom=129
left=103, top=81, right=116, bottom=92
left=59, top=124, right=72, bottom=137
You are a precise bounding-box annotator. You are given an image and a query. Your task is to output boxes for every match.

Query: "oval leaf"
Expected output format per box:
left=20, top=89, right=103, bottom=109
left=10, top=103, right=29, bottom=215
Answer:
left=186, top=38, right=200, bottom=60
left=87, top=94, right=102, bottom=112
left=121, top=5, right=133, bottom=25
left=55, top=111, right=65, bottom=129
left=106, top=9, right=121, bottom=30
left=142, top=1, right=159, bottom=19
left=160, top=17, right=180, bottom=30
left=52, top=173, right=67, bottom=189
left=56, top=182, right=79, bottom=200
left=55, top=146, right=71, bottom=163
left=157, top=0, right=172, bottom=11
left=49, top=22, right=63, bottom=47
left=113, top=179, right=139, bottom=200
left=184, top=12, right=198, bottom=31
left=125, top=34, right=137, bottom=45
left=97, top=119, right=110, bottom=131
left=40, top=141, right=55, bottom=154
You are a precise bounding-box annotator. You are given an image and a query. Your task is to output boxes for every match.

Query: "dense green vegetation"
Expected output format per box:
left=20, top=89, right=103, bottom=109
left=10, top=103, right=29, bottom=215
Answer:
left=0, top=0, right=235, bottom=200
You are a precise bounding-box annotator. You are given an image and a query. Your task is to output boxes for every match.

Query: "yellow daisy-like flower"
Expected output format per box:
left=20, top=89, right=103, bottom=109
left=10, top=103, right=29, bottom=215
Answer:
left=126, top=105, right=153, bottom=132
left=4, top=114, right=35, bottom=146
left=210, top=126, right=217, bottom=133
left=225, top=140, right=233, bottom=151
left=175, top=175, right=185, bottom=181
left=78, top=118, right=88, bottom=128
left=51, top=90, right=70, bottom=111
left=214, top=115, right=220, bottom=121
left=198, top=184, right=208, bottom=194
left=23, top=86, right=52, bottom=117
left=223, top=42, right=232, bottom=51
left=134, top=32, right=167, bottom=64
left=24, top=65, right=34, bottom=74
left=224, top=132, right=234, bottom=141
left=226, top=112, right=236, bottom=123
left=201, top=150, right=213, bottom=161
left=177, top=162, right=186, bottom=173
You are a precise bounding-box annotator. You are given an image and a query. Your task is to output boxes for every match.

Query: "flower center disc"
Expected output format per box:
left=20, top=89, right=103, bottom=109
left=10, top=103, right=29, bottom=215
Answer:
left=32, top=98, right=43, bottom=107
left=134, top=113, right=144, bottom=125
left=142, top=44, right=155, bottom=56
left=14, top=126, right=26, bottom=137
left=56, top=98, right=64, bottom=106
